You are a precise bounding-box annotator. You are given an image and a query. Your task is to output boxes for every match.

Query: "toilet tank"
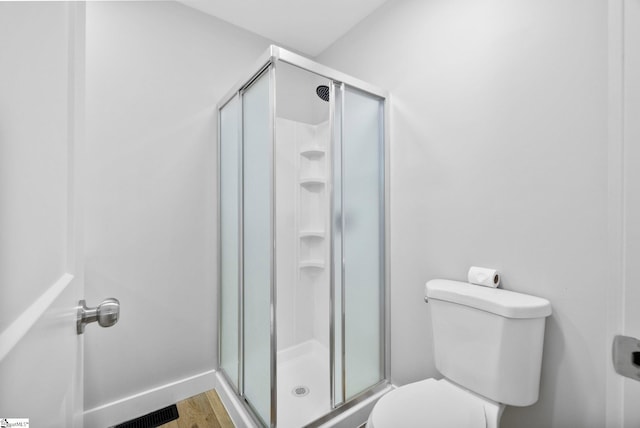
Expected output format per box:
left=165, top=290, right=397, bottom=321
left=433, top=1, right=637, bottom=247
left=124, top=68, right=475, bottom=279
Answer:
left=425, top=279, right=552, bottom=407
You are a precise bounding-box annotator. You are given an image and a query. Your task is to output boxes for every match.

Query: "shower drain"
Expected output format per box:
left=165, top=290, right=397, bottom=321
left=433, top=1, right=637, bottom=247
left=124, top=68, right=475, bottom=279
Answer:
left=291, top=385, right=310, bottom=397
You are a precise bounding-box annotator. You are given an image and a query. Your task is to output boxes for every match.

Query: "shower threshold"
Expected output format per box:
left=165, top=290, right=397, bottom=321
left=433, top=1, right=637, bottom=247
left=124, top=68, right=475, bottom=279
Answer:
left=215, top=366, right=391, bottom=428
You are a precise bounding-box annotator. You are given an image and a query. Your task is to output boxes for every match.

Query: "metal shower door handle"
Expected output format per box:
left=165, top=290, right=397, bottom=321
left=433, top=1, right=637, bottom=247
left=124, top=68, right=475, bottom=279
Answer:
left=77, top=298, right=120, bottom=334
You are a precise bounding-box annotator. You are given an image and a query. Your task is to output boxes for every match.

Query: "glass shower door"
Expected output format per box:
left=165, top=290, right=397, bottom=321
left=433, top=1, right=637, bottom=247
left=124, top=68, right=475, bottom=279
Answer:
left=242, top=69, right=274, bottom=426
left=334, top=85, right=385, bottom=402
left=219, top=95, right=240, bottom=391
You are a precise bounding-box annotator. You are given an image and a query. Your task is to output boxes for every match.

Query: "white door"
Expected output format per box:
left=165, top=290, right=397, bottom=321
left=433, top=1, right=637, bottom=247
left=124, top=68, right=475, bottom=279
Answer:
left=623, top=0, right=640, bottom=425
left=0, top=3, right=86, bottom=427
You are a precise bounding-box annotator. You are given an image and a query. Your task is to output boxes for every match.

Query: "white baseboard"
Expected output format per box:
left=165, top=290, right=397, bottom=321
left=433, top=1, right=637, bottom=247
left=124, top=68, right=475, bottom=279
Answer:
left=84, top=369, right=217, bottom=427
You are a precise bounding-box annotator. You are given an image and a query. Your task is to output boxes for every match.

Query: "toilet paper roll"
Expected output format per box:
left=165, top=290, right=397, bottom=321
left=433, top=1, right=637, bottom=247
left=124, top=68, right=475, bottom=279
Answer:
left=467, top=266, right=501, bottom=288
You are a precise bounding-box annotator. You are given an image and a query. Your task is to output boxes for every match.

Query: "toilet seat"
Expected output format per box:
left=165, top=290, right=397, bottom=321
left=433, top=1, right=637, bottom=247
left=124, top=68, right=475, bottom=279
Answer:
left=367, top=378, right=504, bottom=428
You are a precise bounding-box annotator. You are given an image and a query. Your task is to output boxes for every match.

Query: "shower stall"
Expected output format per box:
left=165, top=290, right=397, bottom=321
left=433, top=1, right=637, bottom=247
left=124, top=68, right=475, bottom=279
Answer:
left=217, top=46, right=389, bottom=428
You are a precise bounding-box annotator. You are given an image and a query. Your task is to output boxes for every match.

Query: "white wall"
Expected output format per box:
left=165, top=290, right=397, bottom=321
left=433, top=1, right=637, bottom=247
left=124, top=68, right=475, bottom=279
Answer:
left=276, top=62, right=330, bottom=125
left=275, top=64, right=331, bottom=353
left=276, top=118, right=331, bottom=352
left=318, top=1, right=608, bottom=426
left=83, top=2, right=271, bottom=425
left=275, top=118, right=303, bottom=351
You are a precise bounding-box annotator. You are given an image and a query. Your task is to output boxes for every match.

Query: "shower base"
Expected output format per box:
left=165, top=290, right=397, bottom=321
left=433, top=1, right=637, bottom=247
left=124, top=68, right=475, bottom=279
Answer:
left=214, top=339, right=390, bottom=428
left=277, top=340, right=330, bottom=428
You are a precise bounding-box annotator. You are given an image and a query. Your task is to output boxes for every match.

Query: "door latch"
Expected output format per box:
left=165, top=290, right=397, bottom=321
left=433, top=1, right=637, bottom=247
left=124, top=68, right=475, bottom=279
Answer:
left=77, top=298, right=120, bottom=334
left=612, top=335, right=640, bottom=381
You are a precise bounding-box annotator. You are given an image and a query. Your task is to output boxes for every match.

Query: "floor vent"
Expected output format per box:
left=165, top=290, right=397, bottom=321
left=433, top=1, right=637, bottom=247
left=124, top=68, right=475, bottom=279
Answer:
left=113, top=404, right=179, bottom=428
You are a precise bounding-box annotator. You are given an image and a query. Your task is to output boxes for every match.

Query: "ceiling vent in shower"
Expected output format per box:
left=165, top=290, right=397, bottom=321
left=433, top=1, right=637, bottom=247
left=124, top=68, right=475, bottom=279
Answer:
left=316, top=85, right=329, bottom=102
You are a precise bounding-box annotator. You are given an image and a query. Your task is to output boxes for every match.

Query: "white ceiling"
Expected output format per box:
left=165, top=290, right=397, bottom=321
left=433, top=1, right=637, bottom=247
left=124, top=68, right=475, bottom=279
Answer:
left=178, top=0, right=390, bottom=57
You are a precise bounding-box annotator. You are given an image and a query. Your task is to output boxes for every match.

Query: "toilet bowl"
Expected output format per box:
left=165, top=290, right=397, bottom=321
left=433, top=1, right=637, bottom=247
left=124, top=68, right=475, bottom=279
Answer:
left=367, top=279, right=551, bottom=428
left=367, top=379, right=504, bottom=428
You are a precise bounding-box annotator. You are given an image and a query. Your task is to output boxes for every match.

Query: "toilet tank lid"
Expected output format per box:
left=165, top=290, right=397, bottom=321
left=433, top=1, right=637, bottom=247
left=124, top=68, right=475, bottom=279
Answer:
left=425, top=279, right=552, bottom=319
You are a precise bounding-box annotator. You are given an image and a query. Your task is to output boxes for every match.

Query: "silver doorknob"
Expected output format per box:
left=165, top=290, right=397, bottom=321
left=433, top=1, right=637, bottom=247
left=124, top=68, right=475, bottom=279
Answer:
left=77, top=298, right=120, bottom=334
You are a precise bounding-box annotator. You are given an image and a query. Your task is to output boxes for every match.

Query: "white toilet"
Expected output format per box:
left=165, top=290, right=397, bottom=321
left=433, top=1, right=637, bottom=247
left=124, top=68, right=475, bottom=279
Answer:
left=368, top=279, right=552, bottom=428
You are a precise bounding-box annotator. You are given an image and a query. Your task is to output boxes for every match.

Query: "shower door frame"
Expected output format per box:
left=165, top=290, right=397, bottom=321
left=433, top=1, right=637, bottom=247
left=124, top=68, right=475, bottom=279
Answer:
left=217, top=45, right=391, bottom=428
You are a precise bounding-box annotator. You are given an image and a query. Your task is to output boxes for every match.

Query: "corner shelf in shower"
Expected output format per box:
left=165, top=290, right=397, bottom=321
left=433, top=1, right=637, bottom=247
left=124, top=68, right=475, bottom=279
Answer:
left=299, top=230, right=325, bottom=239
left=299, top=177, right=326, bottom=189
left=300, top=146, right=326, bottom=158
left=299, top=259, right=325, bottom=270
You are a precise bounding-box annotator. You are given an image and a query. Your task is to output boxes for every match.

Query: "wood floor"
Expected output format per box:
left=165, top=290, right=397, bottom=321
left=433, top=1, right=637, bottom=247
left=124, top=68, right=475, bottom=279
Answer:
left=159, top=389, right=235, bottom=428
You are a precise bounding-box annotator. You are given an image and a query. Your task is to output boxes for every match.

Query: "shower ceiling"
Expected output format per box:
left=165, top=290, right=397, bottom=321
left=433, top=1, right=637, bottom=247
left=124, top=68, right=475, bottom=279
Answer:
left=177, top=0, right=390, bottom=56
